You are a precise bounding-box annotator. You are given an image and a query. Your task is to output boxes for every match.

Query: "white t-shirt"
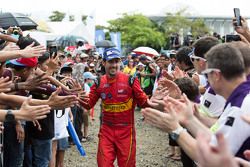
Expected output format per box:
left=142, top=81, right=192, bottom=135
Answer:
left=53, top=108, right=70, bottom=140
left=200, top=85, right=226, bottom=117
left=84, top=83, right=90, bottom=93
left=210, top=81, right=250, bottom=158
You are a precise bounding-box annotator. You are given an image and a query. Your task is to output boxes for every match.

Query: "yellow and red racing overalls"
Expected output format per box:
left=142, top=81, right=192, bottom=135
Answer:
left=81, top=72, right=148, bottom=167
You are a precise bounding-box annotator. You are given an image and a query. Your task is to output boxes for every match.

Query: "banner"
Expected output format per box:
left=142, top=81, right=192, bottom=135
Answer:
left=95, top=30, right=105, bottom=55
left=110, top=32, right=121, bottom=51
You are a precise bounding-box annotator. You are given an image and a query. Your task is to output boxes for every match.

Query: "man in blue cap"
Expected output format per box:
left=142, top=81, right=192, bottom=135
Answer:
left=79, top=47, right=150, bottom=167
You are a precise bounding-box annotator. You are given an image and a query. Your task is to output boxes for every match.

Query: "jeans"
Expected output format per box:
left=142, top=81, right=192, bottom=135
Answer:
left=31, top=138, right=52, bottom=167
left=23, top=144, right=32, bottom=167
left=3, top=122, right=24, bottom=167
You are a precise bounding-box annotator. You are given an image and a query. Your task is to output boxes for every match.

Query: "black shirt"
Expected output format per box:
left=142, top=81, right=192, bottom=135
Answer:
left=26, top=89, right=54, bottom=140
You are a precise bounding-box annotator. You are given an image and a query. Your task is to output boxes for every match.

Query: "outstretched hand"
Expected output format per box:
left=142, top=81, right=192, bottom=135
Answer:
left=196, top=132, right=238, bottom=167
left=163, top=94, right=194, bottom=126
left=19, top=96, right=51, bottom=121
left=47, top=52, right=60, bottom=73
left=0, top=77, right=12, bottom=93
left=22, top=73, right=49, bottom=91
left=158, top=78, right=182, bottom=99
left=47, top=87, right=78, bottom=109
left=20, top=42, right=46, bottom=58
left=142, top=101, right=180, bottom=132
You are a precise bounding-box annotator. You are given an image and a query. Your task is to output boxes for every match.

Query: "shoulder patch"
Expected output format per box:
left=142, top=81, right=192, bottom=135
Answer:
left=204, top=100, right=211, bottom=108
left=225, top=116, right=235, bottom=127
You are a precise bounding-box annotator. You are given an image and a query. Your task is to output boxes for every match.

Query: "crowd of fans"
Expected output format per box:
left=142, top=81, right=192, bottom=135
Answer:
left=0, top=15, right=250, bottom=167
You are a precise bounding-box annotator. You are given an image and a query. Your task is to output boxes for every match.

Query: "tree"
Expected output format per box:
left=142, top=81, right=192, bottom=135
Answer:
left=190, top=19, right=210, bottom=37
left=96, top=25, right=107, bottom=30
left=49, top=11, right=66, bottom=22
left=161, top=9, right=210, bottom=48
left=107, top=13, right=166, bottom=52
left=69, top=15, right=75, bottom=21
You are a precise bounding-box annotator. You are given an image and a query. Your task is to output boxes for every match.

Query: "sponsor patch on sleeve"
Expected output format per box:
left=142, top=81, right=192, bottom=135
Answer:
left=204, top=100, right=211, bottom=108
left=225, top=116, right=235, bottom=127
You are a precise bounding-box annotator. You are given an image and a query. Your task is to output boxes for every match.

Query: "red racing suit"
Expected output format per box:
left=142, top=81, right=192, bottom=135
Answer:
left=80, top=72, right=148, bottom=167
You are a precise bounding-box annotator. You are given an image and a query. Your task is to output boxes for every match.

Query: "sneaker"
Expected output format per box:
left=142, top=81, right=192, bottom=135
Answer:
left=81, top=137, right=87, bottom=142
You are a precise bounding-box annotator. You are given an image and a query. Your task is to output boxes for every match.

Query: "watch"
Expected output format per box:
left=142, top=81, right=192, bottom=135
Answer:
left=5, top=110, right=15, bottom=123
left=169, top=126, right=187, bottom=141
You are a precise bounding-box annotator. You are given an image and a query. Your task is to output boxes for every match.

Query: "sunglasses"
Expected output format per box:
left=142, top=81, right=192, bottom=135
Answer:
left=201, top=68, right=221, bottom=78
left=190, top=55, right=207, bottom=63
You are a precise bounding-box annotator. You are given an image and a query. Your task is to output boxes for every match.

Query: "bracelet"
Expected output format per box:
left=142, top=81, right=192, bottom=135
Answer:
left=14, top=82, right=19, bottom=91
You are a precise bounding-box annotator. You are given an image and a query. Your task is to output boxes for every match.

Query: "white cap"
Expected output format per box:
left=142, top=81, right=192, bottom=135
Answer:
left=137, top=62, right=145, bottom=67
left=80, top=53, right=89, bottom=58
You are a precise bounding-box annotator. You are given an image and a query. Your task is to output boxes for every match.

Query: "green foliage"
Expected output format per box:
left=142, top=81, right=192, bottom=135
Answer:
left=191, top=19, right=210, bottom=37
left=162, top=11, right=191, bottom=36
left=96, top=25, right=107, bottom=30
left=161, top=9, right=210, bottom=48
left=107, top=13, right=165, bottom=51
left=69, top=15, right=75, bottom=21
left=49, top=11, right=66, bottom=22
left=104, top=11, right=210, bottom=51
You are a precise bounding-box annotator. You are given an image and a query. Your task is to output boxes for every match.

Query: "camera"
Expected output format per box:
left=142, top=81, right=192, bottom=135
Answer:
left=12, top=26, right=19, bottom=35
left=225, top=34, right=241, bottom=42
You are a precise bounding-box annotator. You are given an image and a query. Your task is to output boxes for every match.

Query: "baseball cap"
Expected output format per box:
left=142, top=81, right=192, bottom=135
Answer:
left=10, top=57, right=38, bottom=67
left=137, top=62, right=145, bottom=67
left=83, top=72, right=97, bottom=80
left=60, top=63, right=73, bottom=74
left=103, top=48, right=121, bottom=61
left=80, top=53, right=89, bottom=58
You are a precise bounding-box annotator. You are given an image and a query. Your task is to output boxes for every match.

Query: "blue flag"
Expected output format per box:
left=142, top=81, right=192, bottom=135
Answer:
left=95, top=30, right=105, bottom=55
left=110, top=32, right=121, bottom=51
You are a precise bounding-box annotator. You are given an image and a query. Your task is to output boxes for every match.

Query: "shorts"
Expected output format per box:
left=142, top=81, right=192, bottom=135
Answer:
left=57, top=137, right=68, bottom=151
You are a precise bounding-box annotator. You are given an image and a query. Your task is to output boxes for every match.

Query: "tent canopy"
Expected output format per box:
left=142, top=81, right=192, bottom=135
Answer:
left=46, top=21, right=95, bottom=45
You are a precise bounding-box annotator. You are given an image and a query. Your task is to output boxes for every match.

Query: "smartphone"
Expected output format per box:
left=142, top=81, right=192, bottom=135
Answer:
left=49, top=46, right=57, bottom=58
left=225, top=34, right=241, bottom=42
left=234, top=8, right=242, bottom=26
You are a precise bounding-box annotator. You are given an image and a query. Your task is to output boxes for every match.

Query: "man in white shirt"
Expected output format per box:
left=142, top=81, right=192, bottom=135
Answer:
left=190, top=37, right=225, bottom=121
left=142, top=43, right=250, bottom=161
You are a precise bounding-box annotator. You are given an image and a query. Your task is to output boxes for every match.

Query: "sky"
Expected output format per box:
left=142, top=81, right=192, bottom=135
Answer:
left=1, top=0, right=250, bottom=25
